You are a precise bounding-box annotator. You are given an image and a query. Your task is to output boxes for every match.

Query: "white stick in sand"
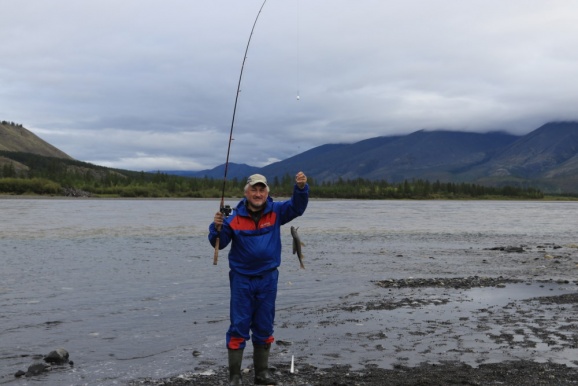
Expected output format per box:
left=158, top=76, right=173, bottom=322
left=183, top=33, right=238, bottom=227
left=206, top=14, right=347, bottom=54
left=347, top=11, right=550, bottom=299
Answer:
left=290, top=355, right=294, bottom=373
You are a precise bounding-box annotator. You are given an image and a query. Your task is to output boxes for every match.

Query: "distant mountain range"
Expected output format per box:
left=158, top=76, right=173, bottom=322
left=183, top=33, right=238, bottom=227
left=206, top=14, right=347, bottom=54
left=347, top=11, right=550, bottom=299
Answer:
left=2, top=120, right=578, bottom=193
left=178, top=121, right=578, bottom=193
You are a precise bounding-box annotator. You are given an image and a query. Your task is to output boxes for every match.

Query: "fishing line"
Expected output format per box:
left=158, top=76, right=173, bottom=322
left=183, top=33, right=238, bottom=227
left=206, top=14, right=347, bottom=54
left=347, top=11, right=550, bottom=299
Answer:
left=296, top=0, right=301, bottom=101
left=214, top=0, right=268, bottom=265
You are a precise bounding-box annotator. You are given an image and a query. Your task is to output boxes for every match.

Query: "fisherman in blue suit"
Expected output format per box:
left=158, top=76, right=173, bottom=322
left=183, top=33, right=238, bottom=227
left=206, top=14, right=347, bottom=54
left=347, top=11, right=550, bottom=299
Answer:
left=209, top=171, right=309, bottom=385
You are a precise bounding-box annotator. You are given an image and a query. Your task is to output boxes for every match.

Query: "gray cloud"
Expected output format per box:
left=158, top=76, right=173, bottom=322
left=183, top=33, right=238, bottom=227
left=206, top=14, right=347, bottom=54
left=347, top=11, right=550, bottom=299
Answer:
left=3, top=0, right=578, bottom=171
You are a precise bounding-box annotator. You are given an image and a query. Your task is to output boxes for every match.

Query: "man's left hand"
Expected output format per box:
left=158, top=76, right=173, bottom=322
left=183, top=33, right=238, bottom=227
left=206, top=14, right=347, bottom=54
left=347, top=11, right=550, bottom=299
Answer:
left=296, top=171, right=307, bottom=189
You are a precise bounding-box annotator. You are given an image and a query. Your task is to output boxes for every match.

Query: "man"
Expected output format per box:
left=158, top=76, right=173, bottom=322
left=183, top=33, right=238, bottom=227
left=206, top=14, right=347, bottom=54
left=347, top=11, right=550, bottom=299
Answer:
left=209, top=171, right=309, bottom=386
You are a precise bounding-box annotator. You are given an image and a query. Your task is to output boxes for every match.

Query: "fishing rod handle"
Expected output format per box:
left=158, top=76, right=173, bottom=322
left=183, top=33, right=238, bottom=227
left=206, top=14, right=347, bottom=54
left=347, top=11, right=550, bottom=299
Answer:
left=213, top=237, right=220, bottom=265
left=213, top=222, right=222, bottom=265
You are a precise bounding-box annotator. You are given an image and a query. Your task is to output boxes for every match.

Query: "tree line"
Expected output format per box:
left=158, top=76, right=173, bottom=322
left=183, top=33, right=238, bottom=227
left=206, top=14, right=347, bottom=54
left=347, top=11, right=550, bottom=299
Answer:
left=0, top=151, right=544, bottom=199
left=1, top=120, right=24, bottom=127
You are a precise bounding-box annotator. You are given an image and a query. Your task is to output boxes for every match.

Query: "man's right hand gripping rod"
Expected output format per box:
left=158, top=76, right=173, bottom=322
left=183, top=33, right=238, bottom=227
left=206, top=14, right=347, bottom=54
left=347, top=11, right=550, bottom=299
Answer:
left=213, top=204, right=231, bottom=265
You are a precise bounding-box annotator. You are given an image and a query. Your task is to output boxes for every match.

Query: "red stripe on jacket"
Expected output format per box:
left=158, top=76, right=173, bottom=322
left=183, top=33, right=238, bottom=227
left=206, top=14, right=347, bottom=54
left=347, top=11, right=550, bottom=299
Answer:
left=230, top=212, right=277, bottom=231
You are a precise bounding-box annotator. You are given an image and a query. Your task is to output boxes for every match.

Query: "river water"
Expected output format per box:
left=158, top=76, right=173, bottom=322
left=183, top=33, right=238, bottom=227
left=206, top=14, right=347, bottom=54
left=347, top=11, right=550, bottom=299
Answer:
left=0, top=198, right=576, bottom=385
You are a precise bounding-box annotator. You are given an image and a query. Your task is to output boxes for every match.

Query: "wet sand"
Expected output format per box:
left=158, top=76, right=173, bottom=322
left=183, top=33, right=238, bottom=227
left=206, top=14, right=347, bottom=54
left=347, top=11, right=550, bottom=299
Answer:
left=128, top=242, right=578, bottom=385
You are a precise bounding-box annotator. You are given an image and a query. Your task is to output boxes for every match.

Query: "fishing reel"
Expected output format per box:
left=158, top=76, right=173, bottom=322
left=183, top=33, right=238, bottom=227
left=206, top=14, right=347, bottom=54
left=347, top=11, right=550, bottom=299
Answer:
left=220, top=204, right=232, bottom=217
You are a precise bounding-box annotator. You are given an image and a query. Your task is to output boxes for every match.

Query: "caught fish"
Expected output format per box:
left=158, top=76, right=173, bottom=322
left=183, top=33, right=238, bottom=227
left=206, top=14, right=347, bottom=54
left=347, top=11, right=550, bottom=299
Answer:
left=290, top=226, right=305, bottom=269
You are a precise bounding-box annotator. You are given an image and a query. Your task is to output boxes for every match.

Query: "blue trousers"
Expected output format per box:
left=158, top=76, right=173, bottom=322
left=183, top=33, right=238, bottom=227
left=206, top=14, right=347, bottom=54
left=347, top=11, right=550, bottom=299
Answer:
left=226, top=269, right=278, bottom=350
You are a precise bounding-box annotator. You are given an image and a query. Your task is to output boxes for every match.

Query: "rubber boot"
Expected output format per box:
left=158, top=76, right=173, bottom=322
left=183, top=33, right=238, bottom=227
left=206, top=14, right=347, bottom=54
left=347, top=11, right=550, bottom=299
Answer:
left=228, top=348, right=244, bottom=386
left=253, top=344, right=277, bottom=385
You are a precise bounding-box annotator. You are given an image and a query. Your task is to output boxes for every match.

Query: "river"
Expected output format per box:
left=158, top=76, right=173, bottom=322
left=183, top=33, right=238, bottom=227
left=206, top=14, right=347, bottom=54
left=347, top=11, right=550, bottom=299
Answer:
left=0, top=198, right=576, bottom=385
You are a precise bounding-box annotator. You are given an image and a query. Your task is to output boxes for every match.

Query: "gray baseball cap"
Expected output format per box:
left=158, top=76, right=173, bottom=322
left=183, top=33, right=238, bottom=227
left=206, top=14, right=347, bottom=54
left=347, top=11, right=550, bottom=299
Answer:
left=246, top=174, right=268, bottom=187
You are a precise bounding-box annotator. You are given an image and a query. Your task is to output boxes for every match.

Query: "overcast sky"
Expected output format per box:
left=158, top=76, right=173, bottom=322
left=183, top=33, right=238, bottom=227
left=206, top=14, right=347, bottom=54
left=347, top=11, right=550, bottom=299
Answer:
left=3, top=0, right=578, bottom=171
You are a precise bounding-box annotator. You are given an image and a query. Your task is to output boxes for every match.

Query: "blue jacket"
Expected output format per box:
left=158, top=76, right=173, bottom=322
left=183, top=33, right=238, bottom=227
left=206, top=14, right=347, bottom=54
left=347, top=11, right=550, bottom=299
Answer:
left=209, top=184, right=309, bottom=275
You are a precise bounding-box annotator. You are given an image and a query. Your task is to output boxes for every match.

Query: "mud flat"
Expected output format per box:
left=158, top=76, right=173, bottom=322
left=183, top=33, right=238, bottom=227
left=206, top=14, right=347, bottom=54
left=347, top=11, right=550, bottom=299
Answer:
left=128, top=243, right=578, bottom=385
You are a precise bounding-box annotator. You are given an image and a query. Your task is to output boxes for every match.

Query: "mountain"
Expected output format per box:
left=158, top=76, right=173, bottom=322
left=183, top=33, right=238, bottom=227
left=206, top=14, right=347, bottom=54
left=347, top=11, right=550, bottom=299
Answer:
left=187, top=121, right=578, bottom=193
left=3, top=119, right=578, bottom=193
left=188, top=130, right=522, bottom=183
left=473, top=122, right=578, bottom=177
left=259, top=130, right=518, bottom=183
left=161, top=163, right=260, bottom=180
left=0, top=121, right=74, bottom=174
left=468, top=122, right=578, bottom=192
left=0, top=121, right=72, bottom=159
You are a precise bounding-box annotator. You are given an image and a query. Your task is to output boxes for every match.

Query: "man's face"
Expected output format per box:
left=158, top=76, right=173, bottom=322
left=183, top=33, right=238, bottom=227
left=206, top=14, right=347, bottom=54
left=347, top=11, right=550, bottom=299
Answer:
left=245, top=183, right=268, bottom=210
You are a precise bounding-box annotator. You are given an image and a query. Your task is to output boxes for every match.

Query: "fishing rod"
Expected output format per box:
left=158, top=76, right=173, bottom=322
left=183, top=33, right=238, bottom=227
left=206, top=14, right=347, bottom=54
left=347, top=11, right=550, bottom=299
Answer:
left=214, top=0, right=268, bottom=265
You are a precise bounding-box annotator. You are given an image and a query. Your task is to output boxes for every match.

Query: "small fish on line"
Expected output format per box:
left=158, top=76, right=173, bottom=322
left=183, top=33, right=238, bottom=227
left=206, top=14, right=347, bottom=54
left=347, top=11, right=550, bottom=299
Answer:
left=290, top=226, right=305, bottom=269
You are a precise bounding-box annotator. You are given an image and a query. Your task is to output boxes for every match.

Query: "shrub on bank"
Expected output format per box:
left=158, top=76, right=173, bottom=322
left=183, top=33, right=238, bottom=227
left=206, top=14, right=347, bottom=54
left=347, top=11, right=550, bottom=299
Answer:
left=0, top=177, right=61, bottom=195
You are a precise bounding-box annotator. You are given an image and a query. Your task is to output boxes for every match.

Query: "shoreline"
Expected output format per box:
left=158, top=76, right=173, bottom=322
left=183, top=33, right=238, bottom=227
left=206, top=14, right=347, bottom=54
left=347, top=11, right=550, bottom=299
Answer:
left=1, top=194, right=577, bottom=201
